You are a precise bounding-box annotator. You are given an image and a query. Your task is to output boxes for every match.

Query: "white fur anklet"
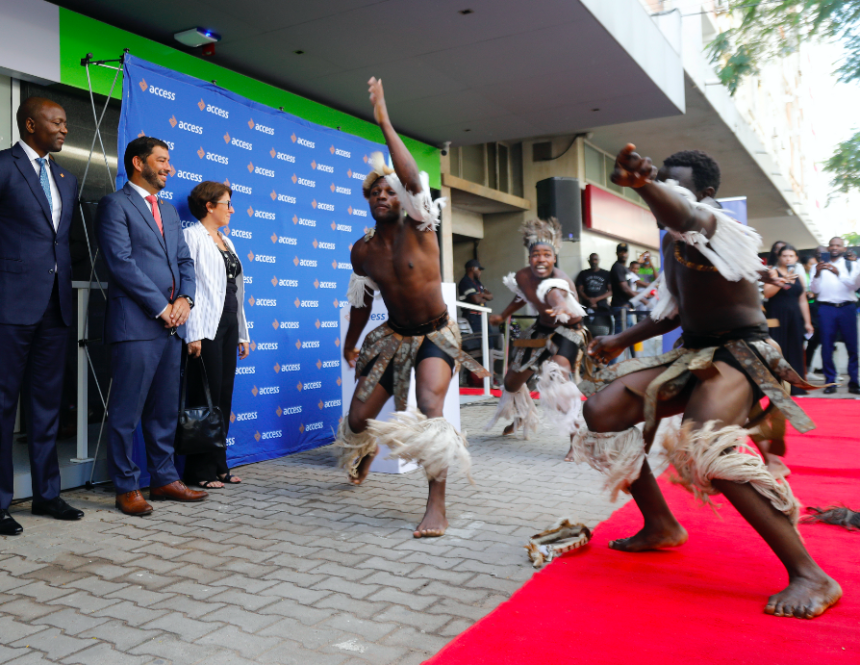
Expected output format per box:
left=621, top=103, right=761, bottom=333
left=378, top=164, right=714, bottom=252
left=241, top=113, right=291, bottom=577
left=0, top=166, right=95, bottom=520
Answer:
left=333, top=416, right=377, bottom=478
left=664, top=421, right=800, bottom=525
left=569, top=426, right=645, bottom=501
left=484, top=385, right=540, bottom=439
left=537, top=361, right=584, bottom=437
left=367, top=408, right=472, bottom=482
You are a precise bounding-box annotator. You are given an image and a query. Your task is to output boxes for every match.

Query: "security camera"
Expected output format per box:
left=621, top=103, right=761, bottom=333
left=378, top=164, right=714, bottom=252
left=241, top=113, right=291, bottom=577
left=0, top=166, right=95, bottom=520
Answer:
left=441, top=141, right=452, bottom=157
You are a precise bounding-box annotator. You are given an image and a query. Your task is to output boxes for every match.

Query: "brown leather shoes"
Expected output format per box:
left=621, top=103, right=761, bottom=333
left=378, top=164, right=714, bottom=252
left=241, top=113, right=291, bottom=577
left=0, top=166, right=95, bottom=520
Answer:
left=150, top=480, right=208, bottom=503
left=116, top=490, right=153, bottom=516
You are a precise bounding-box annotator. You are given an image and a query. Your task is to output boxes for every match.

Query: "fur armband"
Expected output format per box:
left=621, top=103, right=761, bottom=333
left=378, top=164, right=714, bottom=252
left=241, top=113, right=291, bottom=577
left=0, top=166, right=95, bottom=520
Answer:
left=347, top=272, right=379, bottom=308
left=649, top=273, right=679, bottom=322
left=503, top=272, right=527, bottom=302
left=664, top=179, right=764, bottom=283
left=387, top=171, right=446, bottom=232
left=536, top=279, right=586, bottom=324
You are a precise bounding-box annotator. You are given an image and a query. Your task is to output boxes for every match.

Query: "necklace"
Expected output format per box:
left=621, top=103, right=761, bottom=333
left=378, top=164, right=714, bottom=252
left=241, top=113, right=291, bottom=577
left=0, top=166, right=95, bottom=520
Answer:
left=674, top=243, right=718, bottom=272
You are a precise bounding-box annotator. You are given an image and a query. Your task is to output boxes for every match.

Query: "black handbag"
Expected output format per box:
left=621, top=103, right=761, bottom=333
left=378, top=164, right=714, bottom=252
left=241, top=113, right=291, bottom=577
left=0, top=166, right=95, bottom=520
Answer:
left=175, top=354, right=227, bottom=456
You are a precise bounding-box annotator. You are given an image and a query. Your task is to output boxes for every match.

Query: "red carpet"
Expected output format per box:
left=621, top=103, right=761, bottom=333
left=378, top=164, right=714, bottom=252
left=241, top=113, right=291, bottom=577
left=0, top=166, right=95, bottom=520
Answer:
left=430, top=398, right=860, bottom=665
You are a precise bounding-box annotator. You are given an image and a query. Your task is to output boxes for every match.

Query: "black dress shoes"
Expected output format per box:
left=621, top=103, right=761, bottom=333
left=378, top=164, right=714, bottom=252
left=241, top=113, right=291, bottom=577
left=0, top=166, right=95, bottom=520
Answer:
left=849, top=384, right=860, bottom=395
left=0, top=509, right=23, bottom=536
left=31, top=496, right=84, bottom=521
left=823, top=386, right=838, bottom=395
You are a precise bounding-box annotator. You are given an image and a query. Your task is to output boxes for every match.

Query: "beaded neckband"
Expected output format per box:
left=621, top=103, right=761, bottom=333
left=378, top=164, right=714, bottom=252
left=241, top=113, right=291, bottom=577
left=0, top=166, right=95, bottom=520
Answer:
left=674, top=242, right=718, bottom=272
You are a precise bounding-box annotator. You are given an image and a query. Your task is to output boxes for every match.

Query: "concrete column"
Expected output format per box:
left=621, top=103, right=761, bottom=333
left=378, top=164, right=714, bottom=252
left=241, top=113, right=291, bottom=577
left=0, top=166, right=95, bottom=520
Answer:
left=439, top=151, right=455, bottom=282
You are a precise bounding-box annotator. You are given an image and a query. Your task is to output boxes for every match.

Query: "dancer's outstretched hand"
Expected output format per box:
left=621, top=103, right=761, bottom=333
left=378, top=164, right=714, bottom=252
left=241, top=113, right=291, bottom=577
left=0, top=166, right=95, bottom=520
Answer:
left=368, top=77, right=389, bottom=125
left=611, top=143, right=657, bottom=189
left=588, top=334, right=625, bottom=364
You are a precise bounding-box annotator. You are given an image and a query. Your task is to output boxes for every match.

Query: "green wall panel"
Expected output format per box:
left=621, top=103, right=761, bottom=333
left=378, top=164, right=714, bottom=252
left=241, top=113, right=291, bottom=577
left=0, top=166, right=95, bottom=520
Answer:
left=57, top=8, right=439, bottom=186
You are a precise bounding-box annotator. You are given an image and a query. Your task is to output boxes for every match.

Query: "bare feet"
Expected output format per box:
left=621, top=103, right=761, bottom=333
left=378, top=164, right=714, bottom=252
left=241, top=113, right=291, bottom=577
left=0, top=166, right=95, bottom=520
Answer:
left=564, top=444, right=575, bottom=462
left=503, top=422, right=516, bottom=436
left=349, top=446, right=378, bottom=486
left=414, top=479, right=448, bottom=538
left=609, top=523, right=688, bottom=552
left=764, top=572, right=842, bottom=619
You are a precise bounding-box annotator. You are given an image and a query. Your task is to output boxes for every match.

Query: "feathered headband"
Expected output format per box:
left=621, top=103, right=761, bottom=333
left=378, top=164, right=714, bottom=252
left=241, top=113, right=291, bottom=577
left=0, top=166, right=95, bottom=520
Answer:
left=521, top=217, right=562, bottom=255
left=362, top=152, right=394, bottom=199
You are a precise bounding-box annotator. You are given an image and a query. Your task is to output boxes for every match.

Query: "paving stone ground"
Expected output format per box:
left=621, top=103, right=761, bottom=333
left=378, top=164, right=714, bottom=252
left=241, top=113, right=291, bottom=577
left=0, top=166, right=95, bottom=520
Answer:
left=0, top=399, right=662, bottom=665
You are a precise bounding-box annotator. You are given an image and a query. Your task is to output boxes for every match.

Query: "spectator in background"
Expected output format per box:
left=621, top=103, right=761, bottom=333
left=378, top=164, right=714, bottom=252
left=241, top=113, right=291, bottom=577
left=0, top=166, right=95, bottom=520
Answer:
left=575, top=253, right=612, bottom=337
left=636, top=251, right=659, bottom=284
left=810, top=236, right=860, bottom=394
left=802, top=255, right=822, bottom=374
left=458, top=259, right=502, bottom=352
left=610, top=242, right=637, bottom=334
left=627, top=260, right=649, bottom=291
left=766, top=239, right=787, bottom=267
left=458, top=259, right=493, bottom=334
left=182, top=181, right=250, bottom=489
left=763, top=245, right=813, bottom=395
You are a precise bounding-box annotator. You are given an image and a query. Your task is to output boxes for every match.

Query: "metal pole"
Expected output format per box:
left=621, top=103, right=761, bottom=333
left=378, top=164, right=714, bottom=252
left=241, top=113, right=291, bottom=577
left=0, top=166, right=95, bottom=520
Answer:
left=71, top=287, right=92, bottom=463
left=481, top=311, right=490, bottom=396
left=503, top=316, right=511, bottom=378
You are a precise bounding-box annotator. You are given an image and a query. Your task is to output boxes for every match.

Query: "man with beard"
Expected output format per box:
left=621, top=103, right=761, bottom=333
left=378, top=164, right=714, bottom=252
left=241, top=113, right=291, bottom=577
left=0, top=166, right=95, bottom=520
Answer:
left=335, top=78, right=488, bottom=538
left=484, top=218, right=586, bottom=462
left=0, top=98, right=83, bottom=536
left=574, top=145, right=840, bottom=619
left=97, top=137, right=206, bottom=516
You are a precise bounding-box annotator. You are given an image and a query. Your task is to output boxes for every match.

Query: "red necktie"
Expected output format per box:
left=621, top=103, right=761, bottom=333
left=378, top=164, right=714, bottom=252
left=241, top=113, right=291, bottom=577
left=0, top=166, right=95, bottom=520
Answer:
left=145, top=195, right=164, bottom=235
left=145, top=195, right=173, bottom=298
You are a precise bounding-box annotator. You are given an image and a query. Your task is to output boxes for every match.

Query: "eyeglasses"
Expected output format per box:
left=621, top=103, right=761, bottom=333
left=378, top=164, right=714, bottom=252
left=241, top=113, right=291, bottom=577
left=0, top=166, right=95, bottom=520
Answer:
left=214, top=200, right=234, bottom=209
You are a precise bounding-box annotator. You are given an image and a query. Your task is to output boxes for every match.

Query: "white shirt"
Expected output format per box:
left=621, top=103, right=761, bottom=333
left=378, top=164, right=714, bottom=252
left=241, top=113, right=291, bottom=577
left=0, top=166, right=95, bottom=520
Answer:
left=19, top=140, right=61, bottom=231
left=128, top=181, right=158, bottom=213
left=810, top=256, right=860, bottom=304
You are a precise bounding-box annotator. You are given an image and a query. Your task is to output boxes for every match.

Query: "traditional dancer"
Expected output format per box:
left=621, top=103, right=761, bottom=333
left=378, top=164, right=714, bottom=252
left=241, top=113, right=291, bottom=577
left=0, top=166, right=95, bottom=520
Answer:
left=335, top=77, right=488, bottom=538
left=573, top=145, right=840, bottom=618
left=485, top=218, right=587, bottom=459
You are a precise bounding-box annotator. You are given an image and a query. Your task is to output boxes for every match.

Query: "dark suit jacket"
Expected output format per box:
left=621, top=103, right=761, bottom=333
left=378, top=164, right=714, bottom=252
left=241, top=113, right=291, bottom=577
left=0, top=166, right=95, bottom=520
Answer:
left=0, top=143, right=77, bottom=326
left=97, top=182, right=196, bottom=343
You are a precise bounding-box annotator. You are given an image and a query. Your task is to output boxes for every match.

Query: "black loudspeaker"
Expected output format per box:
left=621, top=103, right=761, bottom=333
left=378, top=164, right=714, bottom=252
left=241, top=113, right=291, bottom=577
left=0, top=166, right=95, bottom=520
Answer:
left=536, top=177, right=582, bottom=242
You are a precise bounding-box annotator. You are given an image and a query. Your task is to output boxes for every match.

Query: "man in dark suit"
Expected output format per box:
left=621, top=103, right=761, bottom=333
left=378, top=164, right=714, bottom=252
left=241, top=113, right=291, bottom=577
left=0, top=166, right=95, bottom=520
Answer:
left=0, top=98, right=85, bottom=536
left=97, top=136, right=206, bottom=515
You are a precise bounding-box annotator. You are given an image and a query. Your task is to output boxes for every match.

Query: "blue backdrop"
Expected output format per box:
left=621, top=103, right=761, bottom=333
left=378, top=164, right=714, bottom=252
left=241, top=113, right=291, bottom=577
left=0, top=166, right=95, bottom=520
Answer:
left=117, top=55, right=387, bottom=468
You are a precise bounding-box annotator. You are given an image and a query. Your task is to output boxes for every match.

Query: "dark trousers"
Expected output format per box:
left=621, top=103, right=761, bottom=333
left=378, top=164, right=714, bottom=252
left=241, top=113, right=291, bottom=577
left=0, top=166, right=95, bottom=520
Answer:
left=183, top=311, right=238, bottom=484
left=805, top=329, right=821, bottom=370
left=0, top=280, right=68, bottom=509
left=819, top=304, right=859, bottom=386
left=107, top=333, right=182, bottom=493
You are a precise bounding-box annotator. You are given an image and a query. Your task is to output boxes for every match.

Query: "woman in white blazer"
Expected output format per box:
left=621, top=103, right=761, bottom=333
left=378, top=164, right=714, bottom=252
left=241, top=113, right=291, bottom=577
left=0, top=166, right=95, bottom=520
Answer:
left=182, top=181, right=250, bottom=488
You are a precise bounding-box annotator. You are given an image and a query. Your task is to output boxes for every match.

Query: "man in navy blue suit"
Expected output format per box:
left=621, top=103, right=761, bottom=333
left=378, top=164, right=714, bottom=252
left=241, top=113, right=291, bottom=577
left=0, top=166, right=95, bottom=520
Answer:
left=0, top=98, right=85, bottom=536
left=97, top=136, right=207, bottom=516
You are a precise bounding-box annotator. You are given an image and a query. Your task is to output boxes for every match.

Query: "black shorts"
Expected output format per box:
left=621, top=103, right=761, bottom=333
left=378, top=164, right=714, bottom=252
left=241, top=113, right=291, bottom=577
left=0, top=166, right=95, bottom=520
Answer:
left=360, top=337, right=455, bottom=395
left=711, top=345, right=766, bottom=402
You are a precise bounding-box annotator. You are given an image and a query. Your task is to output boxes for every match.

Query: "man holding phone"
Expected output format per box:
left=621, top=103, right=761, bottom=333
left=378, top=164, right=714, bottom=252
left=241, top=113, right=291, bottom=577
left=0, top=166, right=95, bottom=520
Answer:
left=810, top=236, right=860, bottom=394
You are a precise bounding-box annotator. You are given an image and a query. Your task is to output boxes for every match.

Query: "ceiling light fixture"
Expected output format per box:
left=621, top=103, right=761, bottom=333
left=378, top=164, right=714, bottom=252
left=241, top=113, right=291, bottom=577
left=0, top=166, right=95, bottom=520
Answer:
left=174, top=27, right=221, bottom=48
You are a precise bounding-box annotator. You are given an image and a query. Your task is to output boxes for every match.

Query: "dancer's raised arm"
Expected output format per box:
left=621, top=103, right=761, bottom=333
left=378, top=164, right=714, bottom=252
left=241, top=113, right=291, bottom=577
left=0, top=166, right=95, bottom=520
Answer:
left=611, top=144, right=717, bottom=237
left=368, top=77, right=421, bottom=195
